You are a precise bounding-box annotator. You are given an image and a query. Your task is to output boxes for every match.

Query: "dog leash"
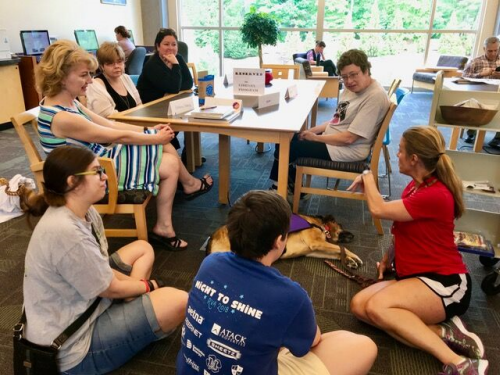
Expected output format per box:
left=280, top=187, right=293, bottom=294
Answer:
left=324, top=246, right=379, bottom=289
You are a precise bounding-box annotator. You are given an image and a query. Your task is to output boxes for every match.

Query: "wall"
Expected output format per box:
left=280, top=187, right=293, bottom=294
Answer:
left=0, top=0, right=143, bottom=54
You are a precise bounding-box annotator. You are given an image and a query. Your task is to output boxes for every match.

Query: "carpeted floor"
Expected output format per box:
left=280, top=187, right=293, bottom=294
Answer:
left=0, top=90, right=499, bottom=374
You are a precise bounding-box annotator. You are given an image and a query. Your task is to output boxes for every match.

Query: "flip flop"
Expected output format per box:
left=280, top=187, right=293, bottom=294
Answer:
left=149, top=232, right=188, bottom=251
left=184, top=176, right=213, bottom=201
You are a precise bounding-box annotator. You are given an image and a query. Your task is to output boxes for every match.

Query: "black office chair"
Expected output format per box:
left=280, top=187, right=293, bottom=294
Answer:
left=178, top=41, right=188, bottom=62
left=125, top=47, right=147, bottom=75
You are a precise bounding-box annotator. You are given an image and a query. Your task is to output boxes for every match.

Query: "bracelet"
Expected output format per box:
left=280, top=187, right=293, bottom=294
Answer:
left=143, top=126, right=148, bottom=133
left=141, top=279, right=150, bottom=293
left=362, top=169, right=372, bottom=176
left=147, top=280, right=155, bottom=292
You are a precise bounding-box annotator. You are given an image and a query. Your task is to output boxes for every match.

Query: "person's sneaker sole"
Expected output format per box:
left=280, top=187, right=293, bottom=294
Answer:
left=445, top=316, right=485, bottom=360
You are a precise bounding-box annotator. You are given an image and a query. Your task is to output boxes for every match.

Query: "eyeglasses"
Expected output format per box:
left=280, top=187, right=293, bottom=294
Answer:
left=104, top=60, right=124, bottom=66
left=339, top=70, right=362, bottom=83
left=75, top=167, right=106, bottom=179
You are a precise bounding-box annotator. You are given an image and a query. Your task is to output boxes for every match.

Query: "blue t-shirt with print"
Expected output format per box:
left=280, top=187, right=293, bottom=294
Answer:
left=176, top=252, right=317, bottom=375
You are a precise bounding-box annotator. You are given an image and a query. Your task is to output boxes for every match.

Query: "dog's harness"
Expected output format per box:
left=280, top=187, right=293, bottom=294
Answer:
left=289, top=214, right=333, bottom=242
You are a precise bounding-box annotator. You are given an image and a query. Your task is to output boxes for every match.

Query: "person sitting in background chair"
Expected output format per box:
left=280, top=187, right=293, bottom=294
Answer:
left=348, top=126, right=488, bottom=375
left=114, top=25, right=136, bottom=60
left=269, top=49, right=389, bottom=192
left=462, top=36, right=500, bottom=148
left=21, top=145, right=187, bottom=374
left=137, top=28, right=194, bottom=151
left=306, top=40, right=337, bottom=76
left=35, top=40, right=213, bottom=251
left=87, top=42, right=141, bottom=118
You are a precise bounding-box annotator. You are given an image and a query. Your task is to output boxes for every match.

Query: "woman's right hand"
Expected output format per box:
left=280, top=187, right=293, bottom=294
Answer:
left=155, top=126, right=175, bottom=144
left=376, top=252, right=393, bottom=280
left=347, top=174, right=364, bottom=193
left=162, top=54, right=179, bottom=65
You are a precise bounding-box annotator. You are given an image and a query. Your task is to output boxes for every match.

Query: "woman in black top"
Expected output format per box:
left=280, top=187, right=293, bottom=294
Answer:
left=137, top=28, right=193, bottom=104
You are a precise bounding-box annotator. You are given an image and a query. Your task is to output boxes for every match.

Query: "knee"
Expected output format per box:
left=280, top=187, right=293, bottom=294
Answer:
left=356, top=334, right=378, bottom=361
left=350, top=293, right=364, bottom=319
left=364, top=297, right=386, bottom=326
left=161, top=153, right=180, bottom=175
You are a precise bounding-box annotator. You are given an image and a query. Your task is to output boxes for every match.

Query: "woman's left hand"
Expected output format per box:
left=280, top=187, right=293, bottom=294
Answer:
left=153, top=123, right=172, bottom=131
left=347, top=174, right=364, bottom=193
left=299, top=131, right=316, bottom=141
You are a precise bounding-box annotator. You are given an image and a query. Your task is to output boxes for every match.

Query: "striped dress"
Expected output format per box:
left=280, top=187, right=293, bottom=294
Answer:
left=38, top=101, right=162, bottom=195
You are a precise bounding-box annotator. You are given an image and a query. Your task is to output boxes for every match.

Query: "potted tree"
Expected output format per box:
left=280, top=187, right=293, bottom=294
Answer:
left=240, top=7, right=280, bottom=67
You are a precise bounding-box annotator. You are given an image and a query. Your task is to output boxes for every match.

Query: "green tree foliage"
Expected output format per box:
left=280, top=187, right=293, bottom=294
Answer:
left=240, top=7, right=280, bottom=66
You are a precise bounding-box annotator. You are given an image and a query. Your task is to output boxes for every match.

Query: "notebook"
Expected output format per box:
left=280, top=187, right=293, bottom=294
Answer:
left=189, top=105, right=235, bottom=120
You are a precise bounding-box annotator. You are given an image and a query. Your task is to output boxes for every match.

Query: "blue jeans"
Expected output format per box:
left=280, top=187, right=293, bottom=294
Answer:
left=62, top=294, right=170, bottom=374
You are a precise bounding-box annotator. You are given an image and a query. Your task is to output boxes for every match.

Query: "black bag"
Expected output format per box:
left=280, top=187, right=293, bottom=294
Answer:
left=13, top=297, right=101, bottom=374
left=13, top=335, right=59, bottom=374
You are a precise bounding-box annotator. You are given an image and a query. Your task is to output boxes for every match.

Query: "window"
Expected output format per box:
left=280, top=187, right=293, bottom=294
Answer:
left=178, top=0, right=485, bottom=86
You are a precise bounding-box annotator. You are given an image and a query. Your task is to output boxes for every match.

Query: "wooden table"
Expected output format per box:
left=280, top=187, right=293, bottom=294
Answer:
left=109, top=79, right=325, bottom=204
left=442, top=78, right=500, bottom=151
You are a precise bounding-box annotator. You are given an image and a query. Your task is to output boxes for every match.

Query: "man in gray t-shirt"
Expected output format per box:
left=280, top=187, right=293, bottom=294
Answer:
left=269, top=49, right=390, bottom=184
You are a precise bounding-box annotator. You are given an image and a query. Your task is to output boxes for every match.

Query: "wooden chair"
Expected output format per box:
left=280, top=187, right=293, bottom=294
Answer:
left=187, top=62, right=198, bottom=86
left=11, top=111, right=151, bottom=241
left=262, top=64, right=300, bottom=80
left=292, top=103, right=397, bottom=235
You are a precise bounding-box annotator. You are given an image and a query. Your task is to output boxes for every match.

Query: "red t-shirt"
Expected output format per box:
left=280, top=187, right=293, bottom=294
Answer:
left=391, top=177, right=467, bottom=278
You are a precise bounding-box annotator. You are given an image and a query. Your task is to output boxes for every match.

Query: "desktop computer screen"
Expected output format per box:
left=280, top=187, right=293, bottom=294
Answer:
left=128, top=29, right=135, bottom=44
left=74, top=29, right=99, bottom=51
left=20, top=30, right=50, bottom=56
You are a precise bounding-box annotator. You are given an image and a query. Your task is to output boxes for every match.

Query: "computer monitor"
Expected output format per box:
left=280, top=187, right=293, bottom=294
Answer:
left=74, top=29, right=99, bottom=52
left=128, top=29, right=135, bottom=44
left=20, top=30, right=50, bottom=56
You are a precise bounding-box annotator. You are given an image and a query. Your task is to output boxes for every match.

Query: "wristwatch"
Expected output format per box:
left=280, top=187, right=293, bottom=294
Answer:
left=362, top=169, right=372, bottom=176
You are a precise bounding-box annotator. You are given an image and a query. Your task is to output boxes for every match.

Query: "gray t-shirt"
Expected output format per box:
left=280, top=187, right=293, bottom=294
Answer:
left=324, top=80, right=389, bottom=161
left=23, top=205, right=113, bottom=371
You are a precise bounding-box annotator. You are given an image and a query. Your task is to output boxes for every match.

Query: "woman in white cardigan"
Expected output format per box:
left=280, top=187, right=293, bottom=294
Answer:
left=87, top=42, right=142, bottom=118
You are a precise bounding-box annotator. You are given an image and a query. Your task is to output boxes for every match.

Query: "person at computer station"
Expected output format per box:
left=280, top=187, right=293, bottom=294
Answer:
left=306, top=40, right=337, bottom=76
left=114, top=25, right=135, bottom=59
left=35, top=40, right=213, bottom=251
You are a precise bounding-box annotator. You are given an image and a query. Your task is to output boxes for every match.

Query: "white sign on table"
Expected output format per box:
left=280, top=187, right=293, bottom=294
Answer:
left=233, top=68, right=265, bottom=96
left=167, top=96, right=195, bottom=116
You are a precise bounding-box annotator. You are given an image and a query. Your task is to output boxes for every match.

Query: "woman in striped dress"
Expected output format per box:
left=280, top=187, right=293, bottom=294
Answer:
left=34, top=40, right=214, bottom=251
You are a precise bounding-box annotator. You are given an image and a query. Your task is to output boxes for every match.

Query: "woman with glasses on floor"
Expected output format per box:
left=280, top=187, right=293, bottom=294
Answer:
left=22, top=145, right=187, bottom=374
left=348, top=126, right=488, bottom=375
left=35, top=40, right=213, bottom=251
left=268, top=49, right=389, bottom=191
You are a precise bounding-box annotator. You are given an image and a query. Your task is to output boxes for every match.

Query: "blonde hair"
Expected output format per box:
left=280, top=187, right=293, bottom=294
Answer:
left=96, top=41, right=125, bottom=66
left=402, top=126, right=465, bottom=218
left=35, top=40, right=98, bottom=97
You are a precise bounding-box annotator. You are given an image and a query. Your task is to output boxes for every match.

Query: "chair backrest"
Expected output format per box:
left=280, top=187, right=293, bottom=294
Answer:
left=436, top=55, right=468, bottom=69
left=395, top=87, right=409, bottom=105
left=178, top=41, right=188, bottom=62
left=187, top=62, right=198, bottom=86
left=292, top=52, right=308, bottom=61
left=129, top=74, right=139, bottom=86
left=261, top=64, right=300, bottom=80
left=125, top=47, right=147, bottom=75
left=11, top=111, right=45, bottom=189
left=387, top=79, right=402, bottom=100
left=370, top=103, right=397, bottom=176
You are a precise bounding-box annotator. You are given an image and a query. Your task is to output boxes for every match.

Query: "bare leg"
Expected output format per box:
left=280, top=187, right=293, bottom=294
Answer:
left=152, top=152, right=187, bottom=247
left=115, top=240, right=154, bottom=280
left=350, top=279, right=463, bottom=366
left=163, top=143, right=213, bottom=195
left=149, top=288, right=188, bottom=333
left=311, top=331, right=377, bottom=375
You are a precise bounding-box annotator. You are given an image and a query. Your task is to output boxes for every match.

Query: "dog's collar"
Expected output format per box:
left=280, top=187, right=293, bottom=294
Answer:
left=310, top=223, right=333, bottom=243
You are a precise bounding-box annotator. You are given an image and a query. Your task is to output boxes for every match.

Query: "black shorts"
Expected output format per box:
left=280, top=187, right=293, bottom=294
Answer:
left=398, top=272, right=472, bottom=320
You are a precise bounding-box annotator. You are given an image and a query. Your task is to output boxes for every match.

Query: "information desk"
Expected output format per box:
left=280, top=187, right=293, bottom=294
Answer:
left=109, top=79, right=325, bottom=204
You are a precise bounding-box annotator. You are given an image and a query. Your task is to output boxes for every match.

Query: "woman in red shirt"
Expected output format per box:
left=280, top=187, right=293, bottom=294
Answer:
left=348, top=126, right=488, bottom=375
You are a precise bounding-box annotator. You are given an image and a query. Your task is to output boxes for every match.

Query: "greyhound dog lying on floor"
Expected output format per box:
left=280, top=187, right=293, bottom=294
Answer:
left=207, top=214, right=363, bottom=269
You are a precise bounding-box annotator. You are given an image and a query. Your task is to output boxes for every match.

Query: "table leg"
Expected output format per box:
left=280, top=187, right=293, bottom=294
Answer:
left=310, top=97, right=319, bottom=128
left=474, top=130, right=486, bottom=152
left=184, top=132, right=196, bottom=173
left=277, top=133, right=292, bottom=199
left=449, top=128, right=460, bottom=150
left=219, top=135, right=230, bottom=204
left=193, top=132, right=202, bottom=166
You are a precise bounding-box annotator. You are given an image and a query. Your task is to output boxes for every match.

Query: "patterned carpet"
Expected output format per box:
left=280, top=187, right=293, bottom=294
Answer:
left=0, top=90, right=498, bottom=374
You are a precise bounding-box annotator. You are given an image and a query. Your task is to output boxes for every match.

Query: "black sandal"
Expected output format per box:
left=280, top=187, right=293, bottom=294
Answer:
left=149, top=232, right=188, bottom=251
left=184, top=176, right=213, bottom=201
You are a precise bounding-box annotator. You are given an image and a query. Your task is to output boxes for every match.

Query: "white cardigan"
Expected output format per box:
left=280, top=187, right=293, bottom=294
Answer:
left=86, top=74, right=142, bottom=118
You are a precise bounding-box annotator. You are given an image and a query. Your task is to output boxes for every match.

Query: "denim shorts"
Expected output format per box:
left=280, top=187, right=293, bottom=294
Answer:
left=62, top=294, right=170, bottom=374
